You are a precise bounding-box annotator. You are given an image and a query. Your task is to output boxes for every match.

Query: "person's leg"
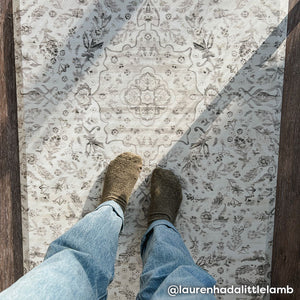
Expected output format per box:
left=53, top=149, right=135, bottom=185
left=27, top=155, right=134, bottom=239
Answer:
left=137, top=168, right=216, bottom=299
left=0, top=201, right=123, bottom=300
left=137, top=220, right=216, bottom=300
left=0, top=152, right=142, bottom=300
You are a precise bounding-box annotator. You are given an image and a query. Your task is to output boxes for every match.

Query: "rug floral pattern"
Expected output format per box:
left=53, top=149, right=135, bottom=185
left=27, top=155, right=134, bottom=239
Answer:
left=14, top=0, right=287, bottom=299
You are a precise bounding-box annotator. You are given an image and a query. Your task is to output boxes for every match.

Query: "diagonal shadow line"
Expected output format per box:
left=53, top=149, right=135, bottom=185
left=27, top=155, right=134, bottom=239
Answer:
left=160, top=13, right=290, bottom=157
left=15, top=0, right=295, bottom=152
left=103, top=4, right=296, bottom=256
left=14, top=0, right=293, bottom=163
left=83, top=4, right=293, bottom=226
left=87, top=7, right=294, bottom=289
left=149, top=5, right=295, bottom=168
left=83, top=3, right=294, bottom=218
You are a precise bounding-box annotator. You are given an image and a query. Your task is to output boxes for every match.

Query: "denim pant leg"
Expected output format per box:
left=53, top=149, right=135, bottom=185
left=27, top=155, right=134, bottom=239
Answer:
left=0, top=201, right=123, bottom=300
left=137, top=220, right=216, bottom=300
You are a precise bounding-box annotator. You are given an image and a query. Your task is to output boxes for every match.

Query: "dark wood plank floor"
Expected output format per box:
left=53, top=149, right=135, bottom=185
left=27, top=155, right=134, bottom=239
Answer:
left=270, top=0, right=300, bottom=299
left=0, top=0, right=24, bottom=291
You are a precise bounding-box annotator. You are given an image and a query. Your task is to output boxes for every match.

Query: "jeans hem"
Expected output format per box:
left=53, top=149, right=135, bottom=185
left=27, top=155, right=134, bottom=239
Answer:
left=140, top=219, right=179, bottom=255
left=95, top=200, right=124, bottom=227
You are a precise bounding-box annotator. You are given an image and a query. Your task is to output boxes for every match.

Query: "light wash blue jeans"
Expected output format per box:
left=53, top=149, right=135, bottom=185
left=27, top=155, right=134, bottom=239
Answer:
left=0, top=201, right=216, bottom=299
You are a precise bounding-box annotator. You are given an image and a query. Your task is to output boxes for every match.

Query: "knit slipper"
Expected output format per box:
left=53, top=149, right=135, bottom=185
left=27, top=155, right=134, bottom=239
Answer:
left=148, top=168, right=182, bottom=226
left=101, top=152, right=142, bottom=211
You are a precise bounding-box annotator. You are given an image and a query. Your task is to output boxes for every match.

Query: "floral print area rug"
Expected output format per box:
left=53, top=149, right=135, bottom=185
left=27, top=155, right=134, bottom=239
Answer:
left=14, top=0, right=288, bottom=299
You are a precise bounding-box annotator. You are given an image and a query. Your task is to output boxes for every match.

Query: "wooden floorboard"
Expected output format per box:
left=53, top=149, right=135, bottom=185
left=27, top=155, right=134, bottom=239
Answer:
left=0, top=0, right=23, bottom=291
left=271, top=0, right=300, bottom=299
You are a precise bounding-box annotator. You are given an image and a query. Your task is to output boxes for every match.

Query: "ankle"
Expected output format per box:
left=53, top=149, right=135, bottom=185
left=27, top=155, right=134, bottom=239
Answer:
left=147, top=213, right=173, bottom=227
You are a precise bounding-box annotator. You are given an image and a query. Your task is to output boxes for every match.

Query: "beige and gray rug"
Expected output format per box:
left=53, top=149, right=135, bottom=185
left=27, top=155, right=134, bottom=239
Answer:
left=14, top=0, right=288, bottom=299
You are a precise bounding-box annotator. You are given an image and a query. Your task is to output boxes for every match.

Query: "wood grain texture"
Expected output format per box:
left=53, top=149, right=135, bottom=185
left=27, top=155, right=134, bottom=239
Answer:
left=0, top=0, right=23, bottom=291
left=271, top=0, right=300, bottom=299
